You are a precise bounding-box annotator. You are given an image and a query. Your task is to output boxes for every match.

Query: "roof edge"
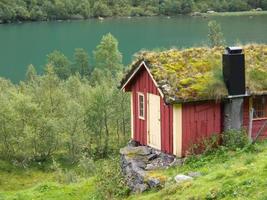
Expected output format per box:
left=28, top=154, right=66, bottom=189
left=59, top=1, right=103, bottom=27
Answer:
left=120, top=60, right=164, bottom=99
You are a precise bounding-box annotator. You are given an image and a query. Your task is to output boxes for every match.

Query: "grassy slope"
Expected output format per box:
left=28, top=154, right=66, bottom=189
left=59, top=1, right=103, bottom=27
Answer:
left=0, top=180, right=95, bottom=200
left=0, top=161, right=96, bottom=200
left=2, top=141, right=267, bottom=200
left=129, top=141, right=267, bottom=200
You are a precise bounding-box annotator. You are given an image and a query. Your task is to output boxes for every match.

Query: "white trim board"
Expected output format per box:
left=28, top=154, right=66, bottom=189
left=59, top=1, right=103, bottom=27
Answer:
left=173, top=104, right=182, bottom=157
left=121, top=61, right=164, bottom=98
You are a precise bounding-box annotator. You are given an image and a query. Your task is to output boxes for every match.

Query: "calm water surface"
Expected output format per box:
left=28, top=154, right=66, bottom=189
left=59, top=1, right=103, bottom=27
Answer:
left=0, top=15, right=267, bottom=82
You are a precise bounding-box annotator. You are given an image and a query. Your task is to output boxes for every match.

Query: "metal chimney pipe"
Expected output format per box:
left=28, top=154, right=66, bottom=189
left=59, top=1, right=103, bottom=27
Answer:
left=223, top=47, right=245, bottom=131
left=223, top=46, right=245, bottom=96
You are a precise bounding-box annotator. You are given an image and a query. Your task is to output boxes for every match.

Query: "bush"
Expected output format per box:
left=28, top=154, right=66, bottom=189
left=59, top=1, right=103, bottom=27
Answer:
left=93, top=157, right=130, bottom=199
left=77, top=156, right=95, bottom=177
left=188, top=134, right=220, bottom=156
left=222, top=129, right=249, bottom=150
left=51, top=158, right=78, bottom=184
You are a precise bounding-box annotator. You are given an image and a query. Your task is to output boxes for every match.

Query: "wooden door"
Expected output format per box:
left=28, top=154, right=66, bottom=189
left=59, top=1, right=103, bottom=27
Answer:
left=148, top=93, right=161, bottom=150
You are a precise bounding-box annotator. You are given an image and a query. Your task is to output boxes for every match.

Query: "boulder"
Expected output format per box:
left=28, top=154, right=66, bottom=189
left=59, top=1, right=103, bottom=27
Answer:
left=132, top=165, right=147, bottom=180
left=131, top=159, right=146, bottom=169
left=256, top=8, right=263, bottom=11
left=120, top=146, right=151, bottom=156
left=120, top=142, right=182, bottom=193
left=174, top=174, right=193, bottom=184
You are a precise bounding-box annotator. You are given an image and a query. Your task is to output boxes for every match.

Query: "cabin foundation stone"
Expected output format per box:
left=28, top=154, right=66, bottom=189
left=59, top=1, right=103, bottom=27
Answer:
left=120, top=141, right=181, bottom=193
left=224, top=97, right=244, bottom=131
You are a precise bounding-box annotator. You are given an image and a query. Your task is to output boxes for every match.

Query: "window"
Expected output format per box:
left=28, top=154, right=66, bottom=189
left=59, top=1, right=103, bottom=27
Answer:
left=253, top=96, right=267, bottom=119
left=138, top=93, right=145, bottom=120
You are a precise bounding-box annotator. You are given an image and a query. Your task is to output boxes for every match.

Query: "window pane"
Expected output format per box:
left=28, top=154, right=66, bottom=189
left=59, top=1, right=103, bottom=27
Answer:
left=253, top=96, right=267, bottom=118
left=139, top=94, right=144, bottom=118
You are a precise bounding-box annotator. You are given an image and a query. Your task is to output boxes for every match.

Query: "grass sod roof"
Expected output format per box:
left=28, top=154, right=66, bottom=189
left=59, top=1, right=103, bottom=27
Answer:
left=122, top=44, right=267, bottom=103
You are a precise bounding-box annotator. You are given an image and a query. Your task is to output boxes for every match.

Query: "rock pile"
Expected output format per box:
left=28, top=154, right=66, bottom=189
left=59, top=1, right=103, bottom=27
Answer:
left=120, top=141, right=183, bottom=193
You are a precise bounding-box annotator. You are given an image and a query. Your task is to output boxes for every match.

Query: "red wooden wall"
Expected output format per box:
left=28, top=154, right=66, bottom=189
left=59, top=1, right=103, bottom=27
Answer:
left=126, top=65, right=173, bottom=154
left=182, top=102, right=222, bottom=156
left=243, top=97, right=267, bottom=139
left=161, top=101, right=173, bottom=154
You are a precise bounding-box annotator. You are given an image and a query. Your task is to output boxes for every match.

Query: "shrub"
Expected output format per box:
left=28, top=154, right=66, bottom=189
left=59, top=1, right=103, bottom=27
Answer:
left=77, top=156, right=95, bottom=177
left=188, top=134, right=220, bottom=156
left=222, top=129, right=249, bottom=150
left=93, top=157, right=130, bottom=199
left=51, top=158, right=78, bottom=184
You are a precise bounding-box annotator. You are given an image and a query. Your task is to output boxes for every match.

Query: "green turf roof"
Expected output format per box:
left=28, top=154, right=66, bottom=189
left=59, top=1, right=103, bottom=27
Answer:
left=122, top=44, right=267, bottom=103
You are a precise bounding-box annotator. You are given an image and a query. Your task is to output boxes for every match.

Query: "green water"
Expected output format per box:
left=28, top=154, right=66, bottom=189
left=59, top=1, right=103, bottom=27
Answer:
left=0, top=15, right=267, bottom=82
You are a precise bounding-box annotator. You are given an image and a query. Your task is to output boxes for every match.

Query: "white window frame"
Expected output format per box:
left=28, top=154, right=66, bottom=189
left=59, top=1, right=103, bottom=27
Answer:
left=138, top=92, right=145, bottom=120
left=253, top=96, right=267, bottom=120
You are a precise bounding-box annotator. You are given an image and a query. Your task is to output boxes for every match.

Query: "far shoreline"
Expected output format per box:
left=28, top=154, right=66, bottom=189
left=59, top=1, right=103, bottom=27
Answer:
left=0, top=10, right=267, bottom=25
left=201, top=10, right=267, bottom=17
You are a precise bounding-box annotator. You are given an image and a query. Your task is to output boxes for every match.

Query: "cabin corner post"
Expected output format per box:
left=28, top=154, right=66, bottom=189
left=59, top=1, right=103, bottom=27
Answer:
left=248, top=97, right=253, bottom=141
left=224, top=97, right=244, bottom=131
left=173, top=104, right=182, bottom=157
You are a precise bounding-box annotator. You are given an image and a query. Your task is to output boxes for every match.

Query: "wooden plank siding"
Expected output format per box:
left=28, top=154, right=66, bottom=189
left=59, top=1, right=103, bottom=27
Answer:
left=127, top=65, right=173, bottom=154
left=181, top=102, right=222, bottom=156
left=161, top=99, right=173, bottom=154
left=243, top=97, right=267, bottom=139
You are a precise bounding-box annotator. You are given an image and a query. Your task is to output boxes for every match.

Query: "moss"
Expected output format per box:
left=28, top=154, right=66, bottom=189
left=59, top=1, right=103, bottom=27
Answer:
left=128, top=44, right=267, bottom=102
left=145, top=171, right=168, bottom=183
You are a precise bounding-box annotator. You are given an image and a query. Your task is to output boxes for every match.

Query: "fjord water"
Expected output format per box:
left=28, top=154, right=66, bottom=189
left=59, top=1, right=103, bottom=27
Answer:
left=0, top=15, right=267, bottom=82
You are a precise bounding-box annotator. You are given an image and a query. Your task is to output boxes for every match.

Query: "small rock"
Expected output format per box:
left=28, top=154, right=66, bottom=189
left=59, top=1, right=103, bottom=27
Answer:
left=207, top=10, right=215, bottom=14
left=134, top=183, right=148, bottom=193
left=256, top=8, right=263, bottom=11
left=174, top=174, right=193, bottom=184
left=147, top=178, right=161, bottom=188
left=170, top=158, right=183, bottom=167
left=147, top=153, right=157, bottom=161
left=187, top=172, right=202, bottom=178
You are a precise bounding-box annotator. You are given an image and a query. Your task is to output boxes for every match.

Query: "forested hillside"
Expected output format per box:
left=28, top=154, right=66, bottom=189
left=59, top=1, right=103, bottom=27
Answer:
left=0, top=33, right=130, bottom=163
left=1, top=0, right=267, bottom=23
left=0, top=33, right=132, bottom=199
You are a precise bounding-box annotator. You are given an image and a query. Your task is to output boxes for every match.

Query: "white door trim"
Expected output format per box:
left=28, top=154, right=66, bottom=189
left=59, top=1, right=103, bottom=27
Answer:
left=173, top=104, right=182, bottom=157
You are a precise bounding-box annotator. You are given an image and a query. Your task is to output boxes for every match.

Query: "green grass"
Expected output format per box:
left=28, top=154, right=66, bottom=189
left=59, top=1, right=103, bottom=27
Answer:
left=0, top=180, right=95, bottom=200
left=128, top=141, right=267, bottom=200
left=2, top=141, right=267, bottom=200
left=0, top=160, right=96, bottom=200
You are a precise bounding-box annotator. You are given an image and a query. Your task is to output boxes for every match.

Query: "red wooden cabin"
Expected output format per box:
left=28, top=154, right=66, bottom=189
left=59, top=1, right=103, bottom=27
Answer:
left=121, top=46, right=267, bottom=157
